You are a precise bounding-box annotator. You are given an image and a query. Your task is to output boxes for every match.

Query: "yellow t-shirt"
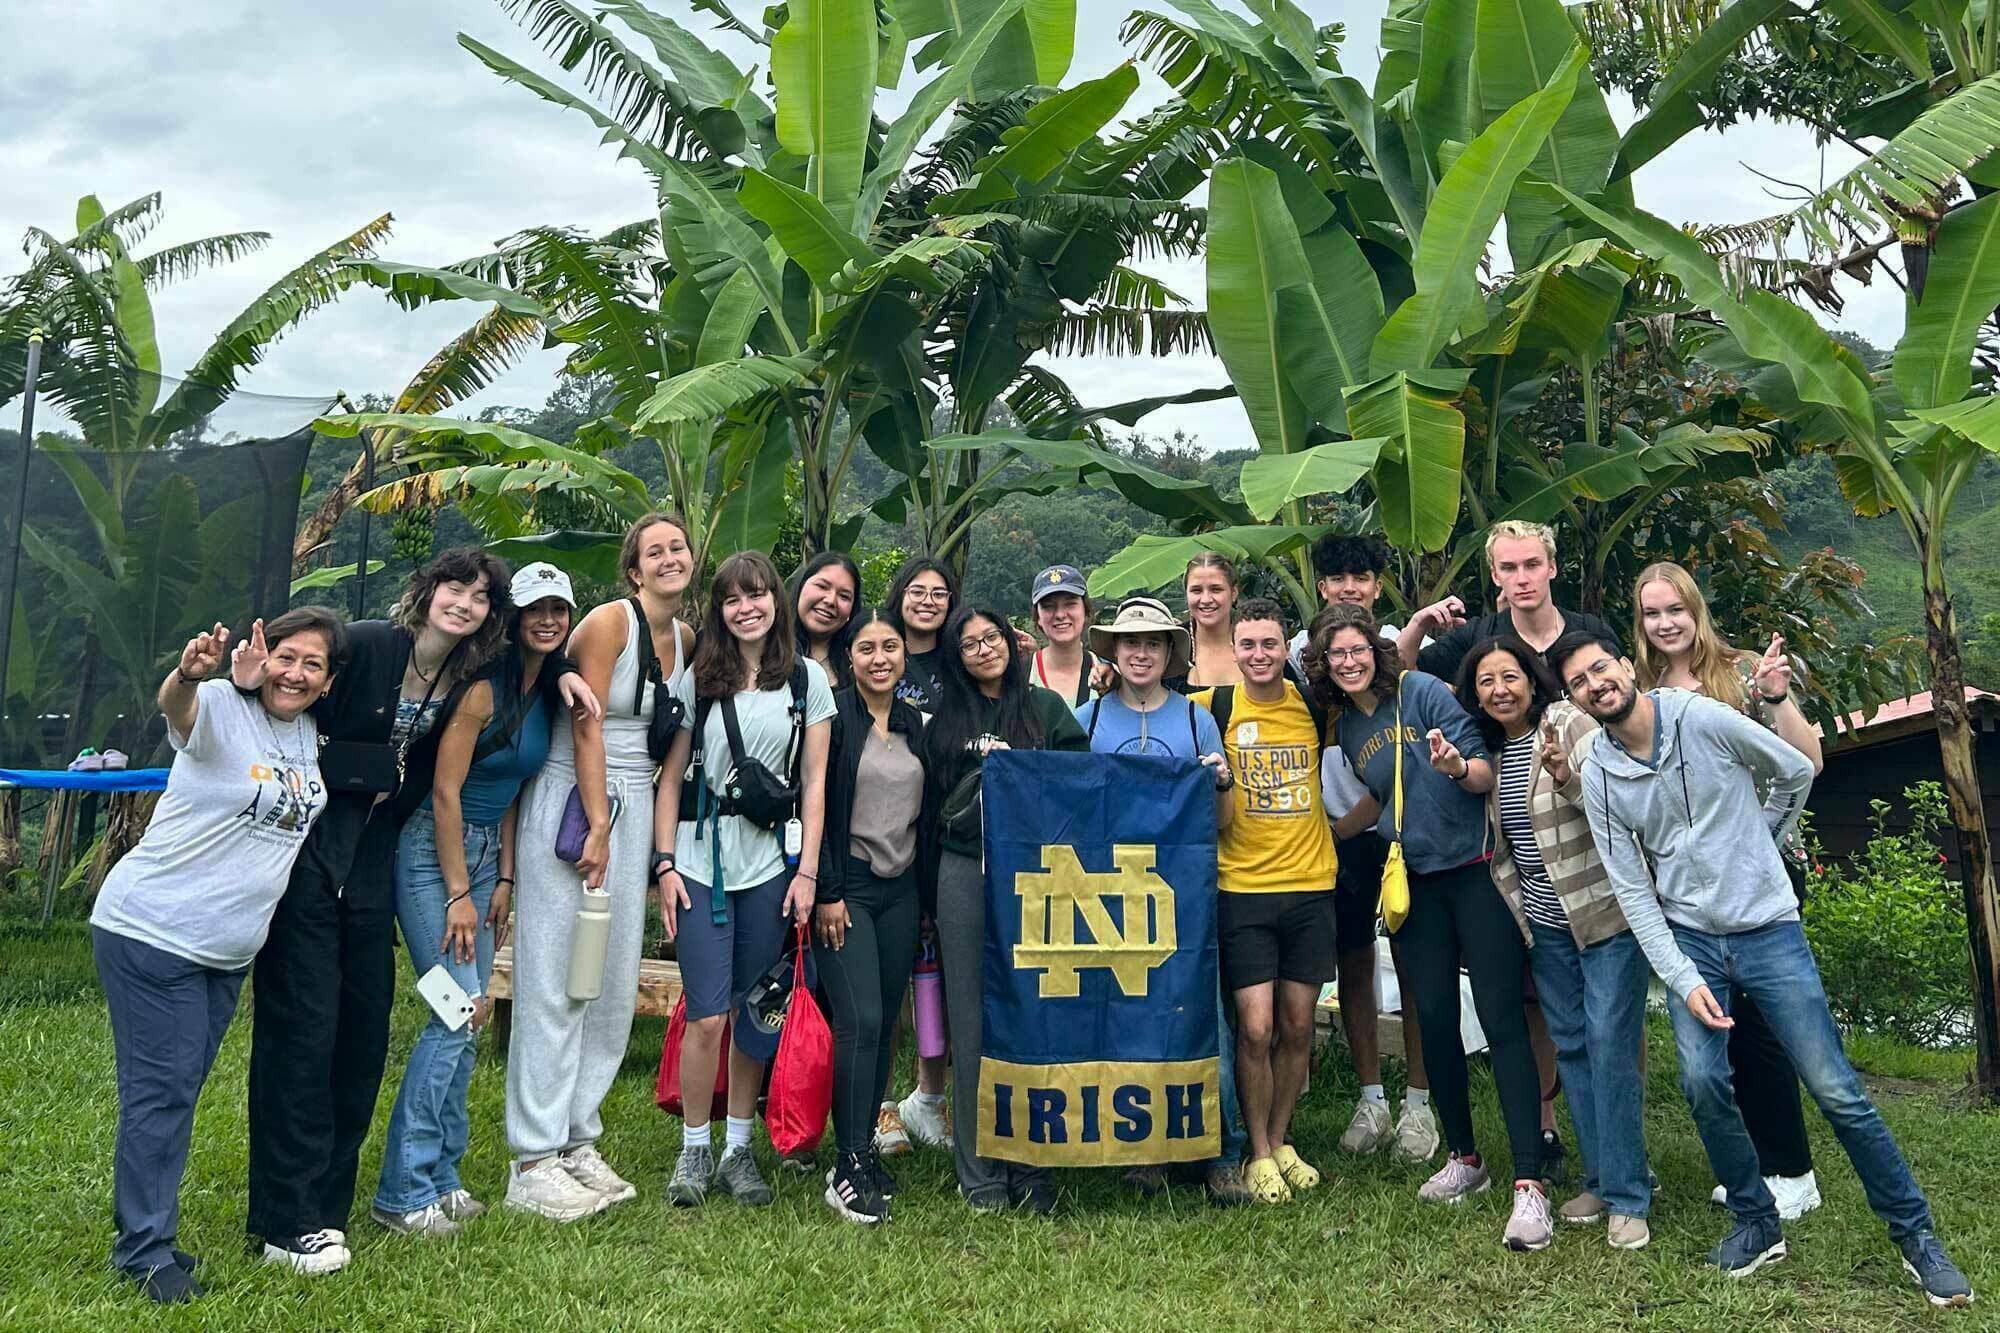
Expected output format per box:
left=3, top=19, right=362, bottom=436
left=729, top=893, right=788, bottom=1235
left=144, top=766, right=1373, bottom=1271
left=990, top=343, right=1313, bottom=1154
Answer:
left=1191, top=683, right=1338, bottom=894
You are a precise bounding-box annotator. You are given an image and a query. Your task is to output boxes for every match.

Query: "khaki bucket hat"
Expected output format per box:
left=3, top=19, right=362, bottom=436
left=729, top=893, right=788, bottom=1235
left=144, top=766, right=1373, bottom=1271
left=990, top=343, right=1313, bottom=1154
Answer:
left=1087, top=596, right=1192, bottom=679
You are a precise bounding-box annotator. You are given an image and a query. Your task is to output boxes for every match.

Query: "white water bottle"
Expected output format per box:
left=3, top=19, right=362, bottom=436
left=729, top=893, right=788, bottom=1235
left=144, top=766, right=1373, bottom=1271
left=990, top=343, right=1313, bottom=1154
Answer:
left=566, top=886, right=612, bottom=1001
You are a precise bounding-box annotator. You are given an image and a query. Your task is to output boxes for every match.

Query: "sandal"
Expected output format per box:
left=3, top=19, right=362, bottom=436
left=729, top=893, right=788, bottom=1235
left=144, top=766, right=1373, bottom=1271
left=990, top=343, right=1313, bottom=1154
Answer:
left=1273, top=1144, right=1322, bottom=1191
left=1243, top=1156, right=1292, bottom=1205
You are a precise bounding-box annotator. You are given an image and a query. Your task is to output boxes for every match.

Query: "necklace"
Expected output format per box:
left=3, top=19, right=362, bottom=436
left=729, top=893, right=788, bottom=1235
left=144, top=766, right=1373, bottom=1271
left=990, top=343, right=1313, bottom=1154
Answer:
left=261, top=705, right=311, bottom=769
left=410, top=651, right=445, bottom=684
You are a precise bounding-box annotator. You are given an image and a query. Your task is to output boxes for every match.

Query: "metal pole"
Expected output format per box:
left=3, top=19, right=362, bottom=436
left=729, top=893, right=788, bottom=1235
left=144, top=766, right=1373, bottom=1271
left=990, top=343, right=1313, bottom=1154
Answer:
left=0, top=329, right=45, bottom=722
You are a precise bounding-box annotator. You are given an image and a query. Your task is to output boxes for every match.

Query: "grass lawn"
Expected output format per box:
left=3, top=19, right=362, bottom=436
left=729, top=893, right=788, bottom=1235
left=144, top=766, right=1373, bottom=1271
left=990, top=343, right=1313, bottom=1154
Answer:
left=1, top=922, right=1994, bottom=1332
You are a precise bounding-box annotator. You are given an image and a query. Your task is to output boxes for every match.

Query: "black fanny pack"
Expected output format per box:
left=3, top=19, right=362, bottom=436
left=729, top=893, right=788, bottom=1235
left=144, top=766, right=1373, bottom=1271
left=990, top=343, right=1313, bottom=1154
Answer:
left=680, top=660, right=809, bottom=831
left=317, top=739, right=401, bottom=795
left=629, top=596, right=688, bottom=764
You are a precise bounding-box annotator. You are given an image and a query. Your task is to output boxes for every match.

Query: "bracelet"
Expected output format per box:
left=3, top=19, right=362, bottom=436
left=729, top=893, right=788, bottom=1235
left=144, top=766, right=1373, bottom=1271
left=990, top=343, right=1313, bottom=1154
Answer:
left=1449, top=763, right=1470, bottom=782
left=496, top=876, right=516, bottom=888
left=176, top=669, right=202, bottom=686
left=447, top=889, right=471, bottom=906
left=1760, top=689, right=1789, bottom=704
left=796, top=871, right=818, bottom=882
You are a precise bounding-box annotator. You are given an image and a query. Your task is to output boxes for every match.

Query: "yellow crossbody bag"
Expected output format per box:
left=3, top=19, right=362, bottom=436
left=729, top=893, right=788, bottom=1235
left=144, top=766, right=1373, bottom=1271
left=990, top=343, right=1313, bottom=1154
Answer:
left=1379, top=671, right=1410, bottom=934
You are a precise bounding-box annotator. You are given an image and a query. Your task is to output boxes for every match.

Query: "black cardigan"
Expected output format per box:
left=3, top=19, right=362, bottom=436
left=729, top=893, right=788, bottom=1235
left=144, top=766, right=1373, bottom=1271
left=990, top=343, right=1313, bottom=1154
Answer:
left=816, top=686, right=939, bottom=913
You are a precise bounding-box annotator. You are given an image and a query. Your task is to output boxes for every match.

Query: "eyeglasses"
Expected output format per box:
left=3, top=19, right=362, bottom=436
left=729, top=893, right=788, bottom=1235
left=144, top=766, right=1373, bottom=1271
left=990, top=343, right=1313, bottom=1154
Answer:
left=906, top=587, right=951, bottom=605
left=1563, top=657, right=1621, bottom=695
left=959, top=630, right=1008, bottom=657
left=1325, top=646, right=1373, bottom=664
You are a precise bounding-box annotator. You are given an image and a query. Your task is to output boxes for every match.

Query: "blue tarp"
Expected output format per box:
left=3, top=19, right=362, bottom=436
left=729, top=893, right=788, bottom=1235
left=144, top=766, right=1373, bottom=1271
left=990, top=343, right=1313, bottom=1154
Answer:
left=0, top=768, right=170, bottom=793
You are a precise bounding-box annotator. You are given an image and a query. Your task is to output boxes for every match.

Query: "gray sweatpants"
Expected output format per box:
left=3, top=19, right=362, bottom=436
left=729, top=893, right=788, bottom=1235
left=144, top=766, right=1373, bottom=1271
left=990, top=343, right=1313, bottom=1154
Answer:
left=935, top=849, right=1048, bottom=1205
left=504, top=764, right=654, bottom=1162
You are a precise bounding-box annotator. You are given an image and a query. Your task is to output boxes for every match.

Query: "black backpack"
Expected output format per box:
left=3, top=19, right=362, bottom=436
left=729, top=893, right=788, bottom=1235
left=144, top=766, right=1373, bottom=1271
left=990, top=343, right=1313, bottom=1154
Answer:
left=1205, top=683, right=1330, bottom=753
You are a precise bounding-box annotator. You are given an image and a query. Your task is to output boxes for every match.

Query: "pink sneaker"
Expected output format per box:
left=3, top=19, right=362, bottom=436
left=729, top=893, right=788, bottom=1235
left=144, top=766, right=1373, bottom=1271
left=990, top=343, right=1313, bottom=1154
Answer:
left=1418, top=1152, right=1492, bottom=1204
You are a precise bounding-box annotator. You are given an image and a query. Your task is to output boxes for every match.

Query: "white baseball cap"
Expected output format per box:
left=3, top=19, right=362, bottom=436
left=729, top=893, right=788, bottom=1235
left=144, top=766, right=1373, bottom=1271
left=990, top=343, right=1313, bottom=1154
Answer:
left=510, top=561, right=577, bottom=609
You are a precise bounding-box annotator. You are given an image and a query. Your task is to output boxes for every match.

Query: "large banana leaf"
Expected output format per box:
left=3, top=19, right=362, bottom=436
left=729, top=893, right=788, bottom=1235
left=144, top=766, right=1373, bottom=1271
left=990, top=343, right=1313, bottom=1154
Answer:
left=344, top=260, right=545, bottom=316
left=314, top=412, right=652, bottom=515
left=1822, top=0, right=1933, bottom=81
left=1239, top=439, right=1390, bottom=520
left=485, top=531, right=627, bottom=586
left=1412, top=0, right=1480, bottom=174
left=1554, top=189, right=1879, bottom=433
left=458, top=34, right=675, bottom=178
left=33, top=437, right=127, bottom=573
left=1344, top=370, right=1470, bottom=551
left=1894, top=193, right=2000, bottom=411
left=1457, top=238, right=1635, bottom=362
left=927, top=430, right=1252, bottom=525
left=856, top=0, right=1027, bottom=228
left=1035, top=384, right=1238, bottom=433
left=695, top=267, right=768, bottom=367
left=1611, top=0, right=1787, bottom=180
left=1088, top=524, right=1327, bottom=600
left=738, top=169, right=873, bottom=290
left=708, top=418, right=793, bottom=559
left=1207, top=156, right=1312, bottom=456
left=290, top=560, right=387, bottom=595
left=1905, top=394, right=2000, bottom=450
left=1371, top=45, right=1585, bottom=375
left=940, top=63, right=1141, bottom=209
left=771, top=0, right=877, bottom=232
left=901, top=0, right=1047, bottom=97
left=78, top=195, right=162, bottom=429
left=1021, top=0, right=1076, bottom=81
left=632, top=354, right=817, bottom=427
left=1276, top=225, right=1384, bottom=432
left=1474, top=0, right=1621, bottom=267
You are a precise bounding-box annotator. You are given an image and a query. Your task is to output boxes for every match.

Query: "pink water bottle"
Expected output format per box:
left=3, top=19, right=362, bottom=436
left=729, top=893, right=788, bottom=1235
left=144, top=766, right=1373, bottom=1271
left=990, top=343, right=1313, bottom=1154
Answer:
left=912, top=940, right=946, bottom=1059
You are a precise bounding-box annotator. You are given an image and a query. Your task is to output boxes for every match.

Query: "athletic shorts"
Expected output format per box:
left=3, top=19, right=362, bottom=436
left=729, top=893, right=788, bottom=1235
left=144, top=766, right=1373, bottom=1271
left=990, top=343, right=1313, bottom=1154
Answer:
left=676, top=869, right=792, bottom=1061
left=1332, top=830, right=1391, bottom=955
left=1218, top=889, right=1338, bottom=991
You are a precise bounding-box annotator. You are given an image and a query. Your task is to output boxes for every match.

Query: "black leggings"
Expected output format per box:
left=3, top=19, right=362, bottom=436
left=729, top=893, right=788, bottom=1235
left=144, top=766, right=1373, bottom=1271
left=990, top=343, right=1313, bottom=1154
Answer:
left=1731, top=990, right=1815, bottom=1178
left=811, top=858, right=920, bottom=1156
left=1395, top=860, right=1543, bottom=1180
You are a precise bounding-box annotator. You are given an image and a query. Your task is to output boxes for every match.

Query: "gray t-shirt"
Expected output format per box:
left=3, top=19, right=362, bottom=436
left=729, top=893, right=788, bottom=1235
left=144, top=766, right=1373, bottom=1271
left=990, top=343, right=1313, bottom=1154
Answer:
left=672, top=658, right=837, bottom=889
left=849, top=727, right=924, bottom=877
left=91, top=681, right=325, bottom=970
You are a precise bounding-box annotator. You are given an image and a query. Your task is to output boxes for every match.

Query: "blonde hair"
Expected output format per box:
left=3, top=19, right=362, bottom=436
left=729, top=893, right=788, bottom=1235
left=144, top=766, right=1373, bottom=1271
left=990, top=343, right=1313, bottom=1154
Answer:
left=1631, top=561, right=1747, bottom=711
left=1485, top=520, right=1557, bottom=567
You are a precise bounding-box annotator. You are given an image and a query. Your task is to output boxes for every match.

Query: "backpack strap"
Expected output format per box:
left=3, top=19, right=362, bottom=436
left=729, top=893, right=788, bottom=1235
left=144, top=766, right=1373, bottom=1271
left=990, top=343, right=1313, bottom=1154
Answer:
left=1209, top=684, right=1234, bottom=733
left=1301, top=688, right=1330, bottom=756
left=784, top=659, right=809, bottom=790
left=1086, top=699, right=1102, bottom=741
left=1187, top=698, right=1199, bottom=751
left=628, top=596, right=658, bottom=717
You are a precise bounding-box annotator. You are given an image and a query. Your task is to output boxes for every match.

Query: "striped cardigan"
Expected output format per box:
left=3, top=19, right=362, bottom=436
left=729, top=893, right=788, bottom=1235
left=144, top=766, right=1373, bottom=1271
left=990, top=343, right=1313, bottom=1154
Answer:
left=1485, top=701, right=1631, bottom=950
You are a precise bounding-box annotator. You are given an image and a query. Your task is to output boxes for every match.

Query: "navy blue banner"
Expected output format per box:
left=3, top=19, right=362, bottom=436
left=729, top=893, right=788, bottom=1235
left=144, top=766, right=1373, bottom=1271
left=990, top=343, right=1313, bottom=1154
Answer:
left=977, top=750, right=1220, bottom=1166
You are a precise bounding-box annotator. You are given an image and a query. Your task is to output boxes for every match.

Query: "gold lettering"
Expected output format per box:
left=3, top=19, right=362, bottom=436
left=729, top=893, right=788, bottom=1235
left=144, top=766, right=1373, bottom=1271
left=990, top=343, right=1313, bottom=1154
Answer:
left=1014, top=845, right=1176, bottom=999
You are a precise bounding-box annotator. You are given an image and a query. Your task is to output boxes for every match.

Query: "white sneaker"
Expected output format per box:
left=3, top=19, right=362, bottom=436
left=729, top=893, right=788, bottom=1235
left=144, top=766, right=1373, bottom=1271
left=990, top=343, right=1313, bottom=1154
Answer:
left=1504, top=1183, right=1555, bottom=1252
left=898, top=1092, right=950, bottom=1149
left=1710, top=1171, right=1822, bottom=1220
left=1340, top=1097, right=1394, bottom=1154
left=260, top=1229, right=350, bottom=1275
left=874, top=1101, right=912, bottom=1156
left=505, top=1159, right=607, bottom=1222
left=438, top=1189, right=486, bottom=1222
left=560, top=1144, right=639, bottom=1206
left=1393, top=1101, right=1441, bottom=1163
left=369, top=1202, right=460, bottom=1237
left=1418, top=1153, right=1492, bottom=1204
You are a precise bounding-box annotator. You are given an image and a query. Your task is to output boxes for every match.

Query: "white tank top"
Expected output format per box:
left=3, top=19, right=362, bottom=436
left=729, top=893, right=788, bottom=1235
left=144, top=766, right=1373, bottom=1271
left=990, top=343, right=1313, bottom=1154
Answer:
left=549, top=599, right=686, bottom=773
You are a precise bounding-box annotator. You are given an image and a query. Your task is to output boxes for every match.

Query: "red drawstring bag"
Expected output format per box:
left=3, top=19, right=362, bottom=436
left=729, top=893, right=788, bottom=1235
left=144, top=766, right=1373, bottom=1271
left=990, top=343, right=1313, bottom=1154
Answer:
left=764, top=926, right=833, bottom=1157
left=655, top=993, right=729, bottom=1117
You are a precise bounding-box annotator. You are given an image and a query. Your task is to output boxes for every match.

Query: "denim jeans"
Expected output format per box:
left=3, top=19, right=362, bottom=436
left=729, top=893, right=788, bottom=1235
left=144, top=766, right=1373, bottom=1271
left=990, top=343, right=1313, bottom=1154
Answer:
left=374, top=812, right=499, bottom=1214
left=1214, top=978, right=1245, bottom=1169
left=1528, top=923, right=1651, bottom=1217
left=1665, top=918, right=1933, bottom=1239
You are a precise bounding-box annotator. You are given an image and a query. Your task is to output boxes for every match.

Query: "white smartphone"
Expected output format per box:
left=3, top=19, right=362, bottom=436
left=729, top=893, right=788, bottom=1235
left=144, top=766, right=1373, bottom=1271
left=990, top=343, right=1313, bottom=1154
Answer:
left=416, top=964, right=479, bottom=1031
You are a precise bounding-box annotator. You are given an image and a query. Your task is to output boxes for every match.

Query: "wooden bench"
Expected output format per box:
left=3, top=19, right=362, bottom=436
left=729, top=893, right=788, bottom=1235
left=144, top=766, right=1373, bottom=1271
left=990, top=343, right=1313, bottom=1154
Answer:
left=485, top=943, right=682, bottom=1054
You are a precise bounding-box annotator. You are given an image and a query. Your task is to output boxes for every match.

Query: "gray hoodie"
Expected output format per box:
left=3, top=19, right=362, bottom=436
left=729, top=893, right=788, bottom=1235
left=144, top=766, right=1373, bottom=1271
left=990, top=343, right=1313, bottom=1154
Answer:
left=1577, top=688, right=1813, bottom=999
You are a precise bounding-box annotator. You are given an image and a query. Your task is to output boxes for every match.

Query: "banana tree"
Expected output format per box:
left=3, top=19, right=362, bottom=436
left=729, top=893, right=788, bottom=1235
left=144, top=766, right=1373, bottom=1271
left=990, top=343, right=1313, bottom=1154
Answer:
left=335, top=0, right=1208, bottom=574
left=1560, top=183, right=2000, bottom=1097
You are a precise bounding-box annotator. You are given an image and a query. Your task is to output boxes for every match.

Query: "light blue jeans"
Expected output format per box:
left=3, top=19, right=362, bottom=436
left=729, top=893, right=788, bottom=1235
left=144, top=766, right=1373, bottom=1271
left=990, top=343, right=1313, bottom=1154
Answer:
left=1666, top=918, right=1933, bottom=1239
left=1528, top=923, right=1652, bottom=1217
left=374, top=812, right=498, bottom=1214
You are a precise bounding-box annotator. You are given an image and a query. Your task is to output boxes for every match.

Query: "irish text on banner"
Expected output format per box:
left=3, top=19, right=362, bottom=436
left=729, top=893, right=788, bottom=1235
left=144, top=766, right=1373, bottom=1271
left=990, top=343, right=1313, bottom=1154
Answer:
left=977, top=750, right=1220, bottom=1167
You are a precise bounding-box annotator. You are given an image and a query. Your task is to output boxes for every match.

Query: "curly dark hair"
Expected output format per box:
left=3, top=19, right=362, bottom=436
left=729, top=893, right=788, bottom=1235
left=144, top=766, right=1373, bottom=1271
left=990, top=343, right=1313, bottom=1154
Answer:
left=691, top=551, right=796, bottom=700
left=790, top=549, right=861, bottom=686
left=390, top=546, right=513, bottom=675
left=1311, top=533, right=1389, bottom=580
left=1455, top=635, right=1562, bottom=752
left=1303, top=603, right=1399, bottom=715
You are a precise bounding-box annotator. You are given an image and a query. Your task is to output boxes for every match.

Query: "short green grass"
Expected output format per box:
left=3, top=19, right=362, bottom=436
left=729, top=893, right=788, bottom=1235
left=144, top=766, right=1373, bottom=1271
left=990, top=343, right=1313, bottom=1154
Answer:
left=2, top=922, right=1994, bottom=1332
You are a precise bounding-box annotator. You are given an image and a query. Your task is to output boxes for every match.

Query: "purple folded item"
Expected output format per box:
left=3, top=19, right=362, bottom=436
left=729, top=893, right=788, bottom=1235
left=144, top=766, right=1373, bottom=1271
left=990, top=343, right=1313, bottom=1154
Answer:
left=555, top=785, right=589, bottom=862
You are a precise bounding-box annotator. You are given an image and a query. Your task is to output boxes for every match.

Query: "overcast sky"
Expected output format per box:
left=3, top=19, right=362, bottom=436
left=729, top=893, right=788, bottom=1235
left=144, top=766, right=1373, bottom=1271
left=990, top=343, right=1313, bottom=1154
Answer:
left=3, top=0, right=1897, bottom=448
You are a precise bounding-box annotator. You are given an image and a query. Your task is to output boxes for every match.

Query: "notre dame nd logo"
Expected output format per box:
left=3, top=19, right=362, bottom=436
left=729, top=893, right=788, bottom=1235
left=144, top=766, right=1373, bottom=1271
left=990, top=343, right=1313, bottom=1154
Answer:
left=1014, top=845, right=1176, bottom=998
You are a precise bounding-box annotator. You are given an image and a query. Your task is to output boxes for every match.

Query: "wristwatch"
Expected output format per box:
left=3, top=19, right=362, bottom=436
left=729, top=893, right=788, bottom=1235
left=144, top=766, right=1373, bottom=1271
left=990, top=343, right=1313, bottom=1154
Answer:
left=650, top=850, right=676, bottom=879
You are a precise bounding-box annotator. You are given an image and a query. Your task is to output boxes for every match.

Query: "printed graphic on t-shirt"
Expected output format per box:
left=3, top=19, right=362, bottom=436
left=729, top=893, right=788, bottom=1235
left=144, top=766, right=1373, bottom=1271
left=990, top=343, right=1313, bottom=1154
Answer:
left=1350, top=724, right=1422, bottom=777
left=235, top=757, right=322, bottom=841
left=1235, top=738, right=1316, bottom=817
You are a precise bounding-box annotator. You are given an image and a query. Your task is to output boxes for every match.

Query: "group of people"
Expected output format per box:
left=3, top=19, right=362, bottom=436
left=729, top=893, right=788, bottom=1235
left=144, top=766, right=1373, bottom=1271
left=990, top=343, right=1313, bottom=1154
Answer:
left=88, top=513, right=1973, bottom=1310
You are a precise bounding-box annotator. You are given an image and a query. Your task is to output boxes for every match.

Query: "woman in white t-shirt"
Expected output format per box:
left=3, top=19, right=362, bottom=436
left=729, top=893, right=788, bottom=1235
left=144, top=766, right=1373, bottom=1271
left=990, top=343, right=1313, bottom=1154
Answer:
left=90, top=608, right=344, bottom=1304
left=655, top=551, right=836, bottom=1209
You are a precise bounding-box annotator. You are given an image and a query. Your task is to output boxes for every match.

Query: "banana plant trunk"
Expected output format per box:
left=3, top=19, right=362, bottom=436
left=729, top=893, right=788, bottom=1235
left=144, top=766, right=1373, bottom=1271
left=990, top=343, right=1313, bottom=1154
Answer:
left=1922, top=570, right=2000, bottom=1100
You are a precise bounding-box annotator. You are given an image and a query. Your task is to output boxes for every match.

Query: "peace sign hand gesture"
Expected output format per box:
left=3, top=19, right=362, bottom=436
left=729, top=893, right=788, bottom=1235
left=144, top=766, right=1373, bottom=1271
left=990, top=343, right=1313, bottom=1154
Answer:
left=1751, top=633, right=1792, bottom=703
left=1541, top=716, right=1573, bottom=785
left=1426, top=727, right=1467, bottom=779
left=231, top=618, right=270, bottom=690
left=178, top=623, right=231, bottom=682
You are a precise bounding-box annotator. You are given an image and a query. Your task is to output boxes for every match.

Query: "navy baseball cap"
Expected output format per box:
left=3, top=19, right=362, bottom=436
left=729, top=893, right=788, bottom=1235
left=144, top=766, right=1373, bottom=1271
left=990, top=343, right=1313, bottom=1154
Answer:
left=1031, top=563, right=1088, bottom=604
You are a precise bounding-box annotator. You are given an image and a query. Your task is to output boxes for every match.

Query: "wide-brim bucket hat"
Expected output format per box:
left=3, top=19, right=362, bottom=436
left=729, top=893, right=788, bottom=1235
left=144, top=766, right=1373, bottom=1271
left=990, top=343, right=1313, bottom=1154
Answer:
left=1088, top=596, right=1192, bottom=680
